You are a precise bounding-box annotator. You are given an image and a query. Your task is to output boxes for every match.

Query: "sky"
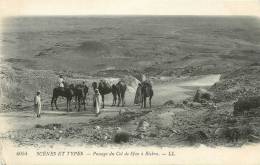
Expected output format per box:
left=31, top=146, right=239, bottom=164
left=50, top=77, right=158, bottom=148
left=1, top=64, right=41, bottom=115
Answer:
left=0, top=0, right=259, bottom=17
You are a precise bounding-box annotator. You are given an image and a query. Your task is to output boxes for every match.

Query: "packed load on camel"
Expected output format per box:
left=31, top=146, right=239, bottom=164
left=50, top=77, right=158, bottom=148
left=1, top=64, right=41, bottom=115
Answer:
left=92, top=79, right=127, bottom=108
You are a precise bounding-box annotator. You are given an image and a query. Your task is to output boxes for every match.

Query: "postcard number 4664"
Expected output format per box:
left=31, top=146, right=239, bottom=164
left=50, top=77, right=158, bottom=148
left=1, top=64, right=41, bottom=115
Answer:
left=16, top=151, right=28, bottom=156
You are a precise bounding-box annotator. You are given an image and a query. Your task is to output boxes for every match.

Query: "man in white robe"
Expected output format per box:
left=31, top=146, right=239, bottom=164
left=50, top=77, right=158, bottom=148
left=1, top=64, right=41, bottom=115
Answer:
left=34, top=90, right=42, bottom=118
left=93, top=89, right=101, bottom=117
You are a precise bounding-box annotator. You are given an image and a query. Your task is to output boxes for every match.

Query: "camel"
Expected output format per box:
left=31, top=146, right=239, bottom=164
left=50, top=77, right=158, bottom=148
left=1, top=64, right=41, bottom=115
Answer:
left=74, top=83, right=89, bottom=111
left=51, top=83, right=74, bottom=112
left=92, top=80, right=112, bottom=108
left=92, top=80, right=127, bottom=108
left=115, top=81, right=127, bottom=107
left=140, top=81, right=153, bottom=108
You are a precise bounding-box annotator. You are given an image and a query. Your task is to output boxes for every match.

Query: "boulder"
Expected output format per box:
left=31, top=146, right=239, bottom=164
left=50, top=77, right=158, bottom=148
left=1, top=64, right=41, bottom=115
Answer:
left=183, top=100, right=188, bottom=105
left=248, top=135, right=260, bottom=142
left=35, top=123, right=62, bottom=130
left=94, top=126, right=101, bottom=130
left=233, top=96, right=260, bottom=116
left=214, top=127, right=249, bottom=142
left=214, top=128, right=226, bottom=138
left=163, top=100, right=175, bottom=106
left=239, top=124, right=257, bottom=139
left=194, top=88, right=213, bottom=103
left=115, top=127, right=121, bottom=132
left=175, top=103, right=185, bottom=108
left=119, top=109, right=126, bottom=115
left=113, top=132, right=131, bottom=143
left=137, top=120, right=150, bottom=132
left=224, top=128, right=240, bottom=142
left=185, top=130, right=209, bottom=145
left=136, top=133, right=145, bottom=139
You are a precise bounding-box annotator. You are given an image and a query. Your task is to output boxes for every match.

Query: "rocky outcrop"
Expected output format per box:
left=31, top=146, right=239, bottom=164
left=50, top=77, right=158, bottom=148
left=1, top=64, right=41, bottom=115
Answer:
left=233, top=96, right=260, bottom=115
left=193, top=88, right=213, bottom=103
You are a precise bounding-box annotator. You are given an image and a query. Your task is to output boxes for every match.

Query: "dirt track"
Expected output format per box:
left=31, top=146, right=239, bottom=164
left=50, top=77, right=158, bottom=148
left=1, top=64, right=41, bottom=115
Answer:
left=0, top=106, right=121, bottom=133
left=0, top=74, right=233, bottom=148
left=0, top=74, right=220, bottom=133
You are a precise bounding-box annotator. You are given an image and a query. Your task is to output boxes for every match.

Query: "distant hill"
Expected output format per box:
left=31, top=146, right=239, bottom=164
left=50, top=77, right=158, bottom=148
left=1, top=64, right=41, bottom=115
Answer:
left=2, top=16, right=260, bottom=76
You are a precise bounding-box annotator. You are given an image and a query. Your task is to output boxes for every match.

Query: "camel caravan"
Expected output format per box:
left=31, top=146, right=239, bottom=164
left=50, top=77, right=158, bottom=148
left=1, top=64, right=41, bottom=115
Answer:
left=50, top=75, right=153, bottom=115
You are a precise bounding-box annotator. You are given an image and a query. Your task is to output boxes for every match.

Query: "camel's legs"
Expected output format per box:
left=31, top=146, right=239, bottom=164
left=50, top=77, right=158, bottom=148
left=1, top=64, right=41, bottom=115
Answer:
left=51, top=97, right=54, bottom=110
left=117, top=93, right=121, bottom=107
left=74, top=96, right=77, bottom=109
left=141, top=96, right=143, bottom=108
left=68, top=98, right=72, bottom=112
left=66, top=98, right=69, bottom=112
left=114, top=96, right=117, bottom=106
left=112, top=95, right=117, bottom=106
left=143, top=96, right=147, bottom=108
left=77, top=97, right=81, bottom=112
left=102, top=95, right=105, bottom=108
left=149, top=97, right=152, bottom=108
left=67, top=97, right=72, bottom=112
left=122, top=93, right=125, bottom=107
left=69, top=99, right=72, bottom=111
left=69, top=99, right=71, bottom=112
left=85, top=93, right=89, bottom=106
left=55, top=98, right=59, bottom=110
left=83, top=97, right=86, bottom=111
left=112, top=97, right=114, bottom=106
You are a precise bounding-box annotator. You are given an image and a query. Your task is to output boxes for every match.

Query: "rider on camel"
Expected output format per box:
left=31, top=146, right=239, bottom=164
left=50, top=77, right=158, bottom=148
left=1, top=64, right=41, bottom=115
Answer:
left=58, top=75, right=65, bottom=91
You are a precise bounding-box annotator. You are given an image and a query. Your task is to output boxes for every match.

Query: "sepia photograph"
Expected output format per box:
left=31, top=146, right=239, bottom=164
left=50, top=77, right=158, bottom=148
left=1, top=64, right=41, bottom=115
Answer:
left=0, top=0, right=260, bottom=165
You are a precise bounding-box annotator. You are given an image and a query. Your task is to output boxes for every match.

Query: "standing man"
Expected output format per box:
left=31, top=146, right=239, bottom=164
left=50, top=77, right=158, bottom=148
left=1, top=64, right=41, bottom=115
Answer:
left=134, top=83, right=142, bottom=105
left=34, top=90, right=42, bottom=118
left=93, top=89, right=101, bottom=117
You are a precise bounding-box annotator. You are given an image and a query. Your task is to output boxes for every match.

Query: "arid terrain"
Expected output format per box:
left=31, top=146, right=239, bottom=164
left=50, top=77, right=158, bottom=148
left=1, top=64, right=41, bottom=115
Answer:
left=0, top=16, right=260, bottom=147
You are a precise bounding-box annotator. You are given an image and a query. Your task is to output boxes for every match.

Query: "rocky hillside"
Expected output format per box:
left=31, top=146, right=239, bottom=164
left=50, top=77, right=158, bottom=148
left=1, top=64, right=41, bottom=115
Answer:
left=210, top=62, right=260, bottom=102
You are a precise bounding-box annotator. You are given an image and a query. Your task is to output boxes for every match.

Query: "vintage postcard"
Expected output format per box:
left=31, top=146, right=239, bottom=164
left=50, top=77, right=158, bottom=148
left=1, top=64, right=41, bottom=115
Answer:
left=0, top=0, right=260, bottom=165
